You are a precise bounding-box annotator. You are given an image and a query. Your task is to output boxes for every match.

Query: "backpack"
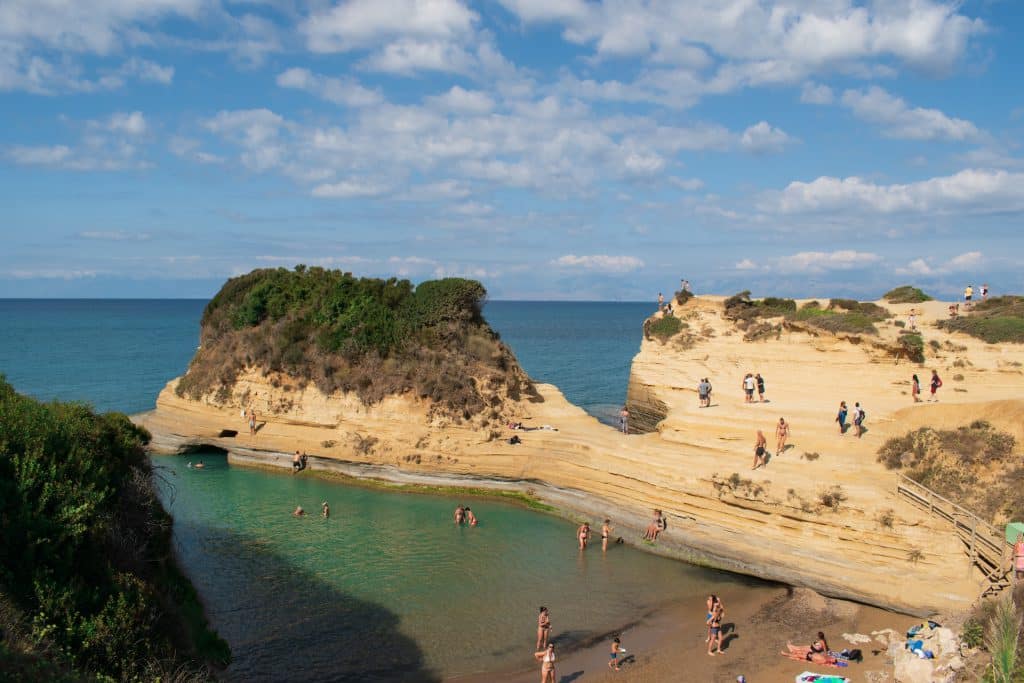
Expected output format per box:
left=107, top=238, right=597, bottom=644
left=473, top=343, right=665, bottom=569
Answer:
left=859, top=409, right=866, bottom=421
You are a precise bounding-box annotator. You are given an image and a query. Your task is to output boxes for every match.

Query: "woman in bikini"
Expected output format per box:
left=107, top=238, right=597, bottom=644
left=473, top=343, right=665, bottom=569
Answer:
left=578, top=522, right=590, bottom=550
left=782, top=642, right=837, bottom=666
left=601, top=519, right=613, bottom=552
left=775, top=418, right=790, bottom=455
left=787, top=632, right=829, bottom=657
left=536, top=606, right=551, bottom=649
left=707, top=603, right=724, bottom=656
left=534, top=643, right=556, bottom=683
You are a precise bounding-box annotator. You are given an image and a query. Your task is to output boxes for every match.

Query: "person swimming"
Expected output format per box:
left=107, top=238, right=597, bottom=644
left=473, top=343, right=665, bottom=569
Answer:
left=194, top=460, right=205, bottom=469
left=292, top=505, right=305, bottom=517
left=321, top=501, right=329, bottom=518
left=454, top=505, right=465, bottom=525
left=466, top=507, right=477, bottom=526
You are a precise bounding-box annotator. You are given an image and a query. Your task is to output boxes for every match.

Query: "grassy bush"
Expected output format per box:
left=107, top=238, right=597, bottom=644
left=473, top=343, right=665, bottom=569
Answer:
left=723, top=291, right=797, bottom=322
left=938, top=296, right=1024, bottom=344
left=884, top=286, right=933, bottom=304
left=877, top=422, right=1022, bottom=523
left=177, top=267, right=533, bottom=421
left=648, top=315, right=683, bottom=341
left=985, top=593, right=1021, bottom=683
left=784, top=299, right=889, bottom=335
left=897, top=332, right=925, bottom=362
left=0, top=377, right=228, bottom=680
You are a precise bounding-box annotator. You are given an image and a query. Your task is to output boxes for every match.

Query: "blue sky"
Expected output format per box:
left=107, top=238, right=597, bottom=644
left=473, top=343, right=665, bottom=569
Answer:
left=2, top=0, right=1023, bottom=300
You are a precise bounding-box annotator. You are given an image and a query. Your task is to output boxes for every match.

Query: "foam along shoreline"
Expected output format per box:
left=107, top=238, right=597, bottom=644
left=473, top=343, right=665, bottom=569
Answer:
left=136, top=294, right=1024, bottom=616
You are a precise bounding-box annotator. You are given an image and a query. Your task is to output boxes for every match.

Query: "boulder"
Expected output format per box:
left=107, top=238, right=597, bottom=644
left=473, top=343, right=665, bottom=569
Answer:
left=894, top=651, right=934, bottom=683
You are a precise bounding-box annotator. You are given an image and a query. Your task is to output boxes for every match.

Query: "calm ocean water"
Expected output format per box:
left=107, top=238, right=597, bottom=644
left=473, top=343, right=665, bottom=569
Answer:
left=0, top=298, right=751, bottom=681
left=0, top=299, right=650, bottom=419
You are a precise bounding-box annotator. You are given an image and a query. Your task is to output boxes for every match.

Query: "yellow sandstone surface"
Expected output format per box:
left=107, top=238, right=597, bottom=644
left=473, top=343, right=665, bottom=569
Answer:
left=136, top=295, right=1024, bottom=616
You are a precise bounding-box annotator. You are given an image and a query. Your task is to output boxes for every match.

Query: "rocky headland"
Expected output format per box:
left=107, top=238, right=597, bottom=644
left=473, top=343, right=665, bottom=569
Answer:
left=136, top=271, right=1024, bottom=617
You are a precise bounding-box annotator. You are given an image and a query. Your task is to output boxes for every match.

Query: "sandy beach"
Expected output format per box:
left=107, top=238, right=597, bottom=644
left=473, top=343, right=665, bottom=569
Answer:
left=454, top=583, right=900, bottom=683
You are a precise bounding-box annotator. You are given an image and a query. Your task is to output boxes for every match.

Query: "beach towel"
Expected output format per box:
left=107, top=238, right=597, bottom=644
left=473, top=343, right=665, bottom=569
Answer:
left=795, top=673, right=850, bottom=683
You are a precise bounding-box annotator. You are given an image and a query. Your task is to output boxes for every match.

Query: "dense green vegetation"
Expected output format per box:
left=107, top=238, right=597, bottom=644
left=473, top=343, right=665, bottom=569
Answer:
left=883, top=285, right=933, bottom=304
left=647, top=315, right=683, bottom=341
left=0, top=377, right=228, bottom=681
left=938, top=296, right=1024, bottom=344
left=177, top=267, right=533, bottom=421
left=877, top=420, right=1023, bottom=523
left=724, top=292, right=890, bottom=335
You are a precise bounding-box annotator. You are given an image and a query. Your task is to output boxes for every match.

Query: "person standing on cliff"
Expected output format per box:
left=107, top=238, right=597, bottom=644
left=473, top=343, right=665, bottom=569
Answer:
left=619, top=406, right=629, bottom=434
left=775, top=418, right=790, bottom=454
left=742, top=374, right=755, bottom=403
left=930, top=370, right=942, bottom=401
left=836, top=401, right=848, bottom=434
left=248, top=408, right=257, bottom=436
left=698, top=378, right=711, bottom=407
left=657, top=292, right=664, bottom=310
left=755, top=373, right=766, bottom=402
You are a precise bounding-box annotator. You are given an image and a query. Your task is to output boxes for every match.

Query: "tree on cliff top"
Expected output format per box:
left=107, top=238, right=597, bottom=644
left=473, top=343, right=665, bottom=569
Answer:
left=177, top=267, right=533, bottom=421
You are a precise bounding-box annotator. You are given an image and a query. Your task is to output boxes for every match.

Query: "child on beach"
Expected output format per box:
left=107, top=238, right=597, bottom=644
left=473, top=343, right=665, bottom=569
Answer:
left=608, top=637, right=623, bottom=671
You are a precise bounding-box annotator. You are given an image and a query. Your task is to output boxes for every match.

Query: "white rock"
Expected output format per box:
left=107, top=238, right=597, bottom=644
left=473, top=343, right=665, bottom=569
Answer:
left=934, top=628, right=959, bottom=657
left=843, top=631, right=873, bottom=644
left=894, top=652, right=934, bottom=683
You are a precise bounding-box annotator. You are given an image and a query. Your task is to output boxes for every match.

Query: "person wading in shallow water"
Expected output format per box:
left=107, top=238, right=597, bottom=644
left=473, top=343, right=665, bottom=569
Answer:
left=601, top=519, right=614, bottom=552
left=536, top=607, right=551, bottom=650
left=535, top=643, right=556, bottom=683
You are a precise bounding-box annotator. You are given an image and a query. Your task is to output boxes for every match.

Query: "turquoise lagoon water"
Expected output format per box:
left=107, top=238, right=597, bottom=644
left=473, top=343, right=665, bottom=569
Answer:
left=0, top=299, right=753, bottom=680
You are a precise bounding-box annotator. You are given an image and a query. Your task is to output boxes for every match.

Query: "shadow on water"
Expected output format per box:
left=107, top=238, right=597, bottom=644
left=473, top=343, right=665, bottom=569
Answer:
left=178, top=524, right=439, bottom=683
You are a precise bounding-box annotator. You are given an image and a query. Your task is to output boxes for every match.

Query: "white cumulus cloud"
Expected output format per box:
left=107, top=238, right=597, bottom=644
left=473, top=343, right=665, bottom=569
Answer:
left=775, top=250, right=881, bottom=274
left=740, top=121, right=792, bottom=154
left=840, top=86, right=979, bottom=141
left=553, top=254, right=644, bottom=273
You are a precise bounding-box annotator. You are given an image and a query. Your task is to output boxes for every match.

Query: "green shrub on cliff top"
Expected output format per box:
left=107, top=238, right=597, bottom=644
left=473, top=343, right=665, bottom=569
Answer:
left=181, top=267, right=530, bottom=419
left=648, top=315, right=683, bottom=341
left=0, top=376, right=228, bottom=680
left=884, top=285, right=933, bottom=304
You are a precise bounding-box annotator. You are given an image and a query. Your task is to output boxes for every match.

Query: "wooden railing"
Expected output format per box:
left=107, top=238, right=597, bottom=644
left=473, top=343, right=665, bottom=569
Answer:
left=896, top=474, right=1012, bottom=598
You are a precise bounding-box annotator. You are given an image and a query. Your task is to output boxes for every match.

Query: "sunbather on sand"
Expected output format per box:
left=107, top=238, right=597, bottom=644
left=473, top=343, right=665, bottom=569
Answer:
left=781, top=642, right=838, bottom=666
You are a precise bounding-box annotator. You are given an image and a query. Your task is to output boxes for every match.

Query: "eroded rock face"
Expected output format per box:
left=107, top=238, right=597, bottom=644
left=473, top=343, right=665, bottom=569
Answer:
left=138, top=294, right=1024, bottom=616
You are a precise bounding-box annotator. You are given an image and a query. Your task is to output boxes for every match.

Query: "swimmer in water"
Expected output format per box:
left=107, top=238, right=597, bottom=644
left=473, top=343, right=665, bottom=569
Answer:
left=578, top=522, right=590, bottom=550
left=321, top=501, right=329, bottom=518
left=466, top=507, right=478, bottom=526
left=292, top=506, right=305, bottom=517
left=454, top=505, right=465, bottom=525
left=194, top=461, right=205, bottom=469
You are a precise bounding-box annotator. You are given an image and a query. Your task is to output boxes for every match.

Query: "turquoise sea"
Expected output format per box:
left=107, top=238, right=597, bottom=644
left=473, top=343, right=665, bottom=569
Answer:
left=0, top=299, right=754, bottom=681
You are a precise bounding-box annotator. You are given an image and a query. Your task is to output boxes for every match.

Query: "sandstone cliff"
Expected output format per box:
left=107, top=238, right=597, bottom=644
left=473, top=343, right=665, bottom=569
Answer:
left=137, top=294, right=1024, bottom=615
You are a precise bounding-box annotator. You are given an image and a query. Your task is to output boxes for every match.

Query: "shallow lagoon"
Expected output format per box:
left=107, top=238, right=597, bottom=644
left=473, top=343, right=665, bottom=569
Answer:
left=159, top=452, right=756, bottom=681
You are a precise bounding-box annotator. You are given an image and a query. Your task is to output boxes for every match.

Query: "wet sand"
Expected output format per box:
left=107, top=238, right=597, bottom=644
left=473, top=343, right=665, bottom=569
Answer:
left=452, top=584, right=900, bottom=683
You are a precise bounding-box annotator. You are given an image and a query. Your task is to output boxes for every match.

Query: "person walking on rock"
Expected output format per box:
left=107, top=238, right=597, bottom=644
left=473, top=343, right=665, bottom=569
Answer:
left=775, top=418, right=790, bottom=454
left=752, top=431, right=767, bottom=470
left=852, top=402, right=865, bottom=437
left=836, top=401, right=848, bottom=435
left=930, top=370, right=943, bottom=401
